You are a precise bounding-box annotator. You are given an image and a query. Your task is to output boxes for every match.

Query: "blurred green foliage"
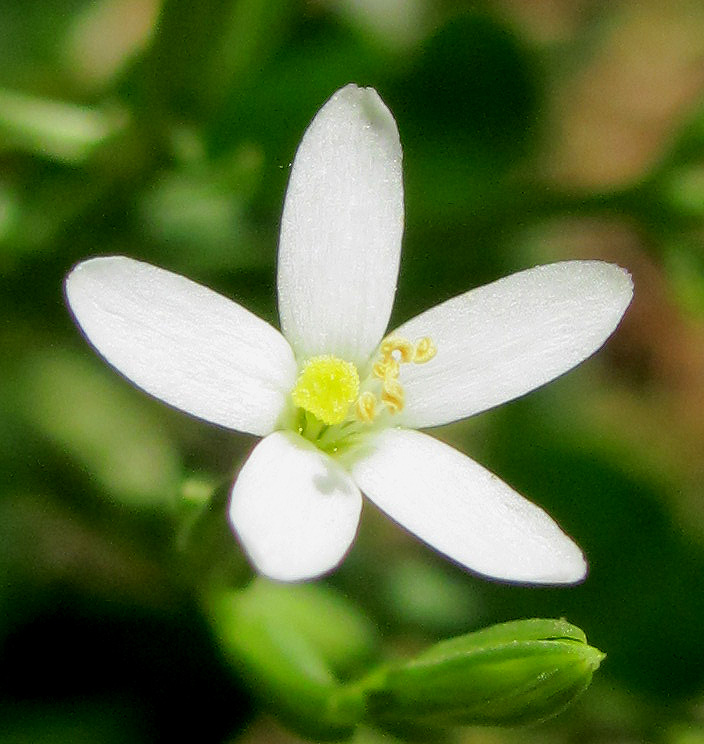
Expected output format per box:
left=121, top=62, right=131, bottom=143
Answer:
left=3, top=0, right=704, bottom=742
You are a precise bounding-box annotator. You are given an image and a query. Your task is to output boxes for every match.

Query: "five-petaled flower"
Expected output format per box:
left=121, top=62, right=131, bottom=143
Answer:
left=65, top=84, right=633, bottom=584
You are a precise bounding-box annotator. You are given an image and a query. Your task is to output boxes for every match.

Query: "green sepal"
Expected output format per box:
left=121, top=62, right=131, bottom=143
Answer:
left=356, top=618, right=604, bottom=728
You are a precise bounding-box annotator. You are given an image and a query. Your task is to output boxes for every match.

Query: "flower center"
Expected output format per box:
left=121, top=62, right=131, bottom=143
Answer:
left=289, top=335, right=437, bottom=453
left=291, top=355, right=360, bottom=425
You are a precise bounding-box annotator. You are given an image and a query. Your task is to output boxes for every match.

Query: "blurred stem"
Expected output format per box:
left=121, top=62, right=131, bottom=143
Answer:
left=174, top=475, right=223, bottom=551
left=140, top=0, right=292, bottom=122
left=206, top=581, right=363, bottom=741
left=201, top=0, right=295, bottom=113
left=0, top=88, right=128, bottom=164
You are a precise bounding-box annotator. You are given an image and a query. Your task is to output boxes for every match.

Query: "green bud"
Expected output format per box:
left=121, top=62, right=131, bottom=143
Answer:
left=210, top=588, right=602, bottom=740
left=356, top=618, right=604, bottom=728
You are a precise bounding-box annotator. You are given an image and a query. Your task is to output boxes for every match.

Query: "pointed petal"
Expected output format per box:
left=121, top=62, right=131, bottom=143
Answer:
left=277, top=84, right=404, bottom=366
left=350, top=428, right=586, bottom=584
left=65, top=256, right=297, bottom=436
left=393, top=261, right=633, bottom=429
left=229, top=431, right=362, bottom=581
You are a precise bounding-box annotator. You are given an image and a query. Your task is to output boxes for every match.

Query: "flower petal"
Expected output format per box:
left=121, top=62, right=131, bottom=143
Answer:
left=277, top=84, right=404, bottom=366
left=350, top=428, right=586, bottom=584
left=65, top=256, right=297, bottom=436
left=229, top=431, right=362, bottom=581
left=394, top=261, right=633, bottom=429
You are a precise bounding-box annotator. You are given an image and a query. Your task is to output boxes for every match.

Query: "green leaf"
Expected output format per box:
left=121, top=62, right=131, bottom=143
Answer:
left=358, top=618, right=603, bottom=728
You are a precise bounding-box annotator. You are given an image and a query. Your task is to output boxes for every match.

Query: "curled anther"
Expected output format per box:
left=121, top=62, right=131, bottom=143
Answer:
left=372, top=357, right=399, bottom=380
left=356, top=391, right=377, bottom=422
left=413, top=337, right=437, bottom=364
left=380, top=336, right=414, bottom=364
left=381, top=377, right=404, bottom=413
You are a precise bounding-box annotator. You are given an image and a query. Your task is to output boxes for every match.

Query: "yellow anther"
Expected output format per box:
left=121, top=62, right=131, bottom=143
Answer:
left=380, top=336, right=414, bottom=363
left=372, top=356, right=399, bottom=380
left=379, top=338, right=396, bottom=358
left=292, top=355, right=360, bottom=426
left=356, top=391, right=377, bottom=423
left=381, top=377, right=404, bottom=414
left=372, top=360, right=385, bottom=379
left=413, top=337, right=437, bottom=364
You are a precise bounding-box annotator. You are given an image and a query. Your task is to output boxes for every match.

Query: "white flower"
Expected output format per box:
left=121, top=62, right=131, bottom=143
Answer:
left=65, top=84, right=633, bottom=584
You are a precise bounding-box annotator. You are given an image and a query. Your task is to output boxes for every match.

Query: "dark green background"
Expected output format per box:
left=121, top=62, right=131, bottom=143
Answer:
left=2, top=1, right=704, bottom=742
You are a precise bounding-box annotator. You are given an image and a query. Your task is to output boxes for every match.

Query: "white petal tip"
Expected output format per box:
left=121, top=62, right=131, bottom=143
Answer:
left=475, top=521, right=588, bottom=586
left=230, top=432, right=362, bottom=582
left=507, top=551, right=588, bottom=586
left=533, top=259, right=634, bottom=330
left=461, top=533, right=588, bottom=586
left=333, top=83, right=401, bottom=148
left=597, top=260, right=634, bottom=311
left=249, top=557, right=344, bottom=584
left=65, top=255, right=116, bottom=297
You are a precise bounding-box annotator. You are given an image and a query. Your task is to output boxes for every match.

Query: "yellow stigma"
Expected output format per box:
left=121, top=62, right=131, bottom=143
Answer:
left=292, top=355, right=360, bottom=425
